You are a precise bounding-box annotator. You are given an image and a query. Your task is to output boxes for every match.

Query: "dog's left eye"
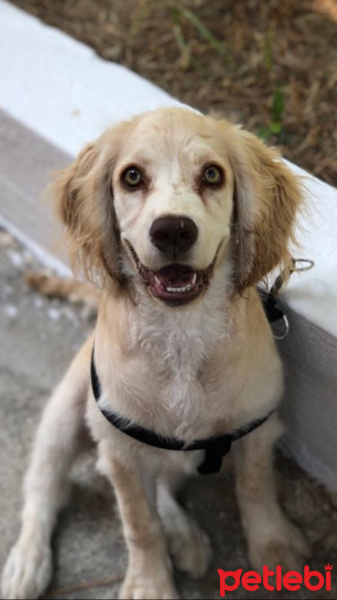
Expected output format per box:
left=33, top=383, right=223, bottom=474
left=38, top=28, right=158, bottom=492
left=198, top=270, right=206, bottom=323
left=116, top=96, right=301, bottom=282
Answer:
left=122, top=166, right=143, bottom=188
left=202, top=165, right=223, bottom=186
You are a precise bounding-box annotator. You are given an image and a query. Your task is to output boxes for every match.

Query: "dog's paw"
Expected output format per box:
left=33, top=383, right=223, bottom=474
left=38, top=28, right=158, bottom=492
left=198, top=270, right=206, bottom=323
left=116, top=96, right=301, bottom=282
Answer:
left=1, top=536, right=52, bottom=600
left=168, top=518, right=212, bottom=579
left=248, top=518, right=310, bottom=573
left=119, top=566, right=179, bottom=600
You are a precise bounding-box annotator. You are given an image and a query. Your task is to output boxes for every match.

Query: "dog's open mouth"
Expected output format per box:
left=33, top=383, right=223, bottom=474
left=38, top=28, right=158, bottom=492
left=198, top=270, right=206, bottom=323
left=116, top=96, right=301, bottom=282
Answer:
left=148, top=264, right=206, bottom=305
left=126, top=243, right=217, bottom=306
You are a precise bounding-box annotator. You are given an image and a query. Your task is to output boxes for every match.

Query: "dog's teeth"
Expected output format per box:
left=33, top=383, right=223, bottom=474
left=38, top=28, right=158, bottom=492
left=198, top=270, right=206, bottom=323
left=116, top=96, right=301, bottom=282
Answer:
left=154, top=275, right=162, bottom=286
left=166, top=285, right=191, bottom=293
left=191, top=273, right=197, bottom=286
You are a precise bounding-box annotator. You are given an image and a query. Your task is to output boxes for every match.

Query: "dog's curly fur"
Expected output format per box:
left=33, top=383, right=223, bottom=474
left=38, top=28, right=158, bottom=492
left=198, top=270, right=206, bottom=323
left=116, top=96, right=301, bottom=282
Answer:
left=2, top=108, right=308, bottom=600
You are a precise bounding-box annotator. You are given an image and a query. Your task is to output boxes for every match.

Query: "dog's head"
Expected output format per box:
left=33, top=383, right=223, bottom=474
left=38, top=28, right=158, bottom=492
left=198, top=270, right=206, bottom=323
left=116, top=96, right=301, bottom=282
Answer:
left=54, top=108, right=302, bottom=307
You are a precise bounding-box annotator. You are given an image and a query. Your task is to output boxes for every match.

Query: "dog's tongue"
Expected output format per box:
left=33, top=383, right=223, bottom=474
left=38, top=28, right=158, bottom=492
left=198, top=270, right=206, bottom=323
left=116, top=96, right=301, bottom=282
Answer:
left=155, top=265, right=196, bottom=288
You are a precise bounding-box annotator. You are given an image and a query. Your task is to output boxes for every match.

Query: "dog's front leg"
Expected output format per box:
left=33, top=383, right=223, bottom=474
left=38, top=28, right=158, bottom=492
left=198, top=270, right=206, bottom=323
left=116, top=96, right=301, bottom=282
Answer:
left=98, top=446, right=179, bottom=600
left=1, top=339, right=91, bottom=600
left=234, top=413, right=309, bottom=572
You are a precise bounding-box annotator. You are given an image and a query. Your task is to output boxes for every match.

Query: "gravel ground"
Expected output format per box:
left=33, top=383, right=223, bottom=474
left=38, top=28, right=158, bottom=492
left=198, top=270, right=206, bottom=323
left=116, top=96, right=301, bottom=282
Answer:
left=1, top=227, right=337, bottom=599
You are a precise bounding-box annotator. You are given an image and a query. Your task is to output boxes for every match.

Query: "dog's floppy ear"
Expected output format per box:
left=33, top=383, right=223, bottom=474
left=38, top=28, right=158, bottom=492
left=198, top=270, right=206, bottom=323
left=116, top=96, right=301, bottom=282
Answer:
left=230, top=130, right=303, bottom=292
left=52, top=135, right=122, bottom=286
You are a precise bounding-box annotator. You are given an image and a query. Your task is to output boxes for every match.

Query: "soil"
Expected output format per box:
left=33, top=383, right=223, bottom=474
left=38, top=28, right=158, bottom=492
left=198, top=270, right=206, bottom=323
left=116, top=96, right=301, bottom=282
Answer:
left=9, top=0, right=337, bottom=185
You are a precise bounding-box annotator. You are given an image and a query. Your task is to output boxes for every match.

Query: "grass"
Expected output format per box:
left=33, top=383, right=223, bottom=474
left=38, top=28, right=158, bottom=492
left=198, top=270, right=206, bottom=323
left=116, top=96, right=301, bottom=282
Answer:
left=258, top=26, right=285, bottom=140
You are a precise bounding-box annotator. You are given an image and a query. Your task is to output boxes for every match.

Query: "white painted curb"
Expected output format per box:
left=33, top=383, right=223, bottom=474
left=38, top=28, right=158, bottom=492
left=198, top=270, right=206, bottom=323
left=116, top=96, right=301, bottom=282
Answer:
left=0, top=0, right=184, bottom=155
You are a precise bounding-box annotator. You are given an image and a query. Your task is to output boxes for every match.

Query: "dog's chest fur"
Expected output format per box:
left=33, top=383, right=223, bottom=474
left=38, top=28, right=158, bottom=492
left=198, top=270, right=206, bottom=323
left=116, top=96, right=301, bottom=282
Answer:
left=97, top=283, right=281, bottom=445
left=102, top=291, right=238, bottom=441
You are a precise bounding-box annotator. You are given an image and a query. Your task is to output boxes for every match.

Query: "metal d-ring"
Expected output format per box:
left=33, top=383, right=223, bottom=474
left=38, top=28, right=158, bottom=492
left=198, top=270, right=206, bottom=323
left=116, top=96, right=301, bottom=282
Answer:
left=272, top=314, right=290, bottom=340
left=291, top=258, right=315, bottom=273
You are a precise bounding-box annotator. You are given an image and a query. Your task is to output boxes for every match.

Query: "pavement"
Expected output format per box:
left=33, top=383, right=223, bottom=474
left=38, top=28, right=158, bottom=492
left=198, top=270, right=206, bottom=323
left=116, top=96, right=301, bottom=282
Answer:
left=1, top=227, right=337, bottom=600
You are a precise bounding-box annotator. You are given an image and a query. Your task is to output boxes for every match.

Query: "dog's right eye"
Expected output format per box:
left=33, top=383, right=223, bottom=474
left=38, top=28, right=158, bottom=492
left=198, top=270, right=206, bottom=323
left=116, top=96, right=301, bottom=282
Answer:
left=122, top=166, right=143, bottom=188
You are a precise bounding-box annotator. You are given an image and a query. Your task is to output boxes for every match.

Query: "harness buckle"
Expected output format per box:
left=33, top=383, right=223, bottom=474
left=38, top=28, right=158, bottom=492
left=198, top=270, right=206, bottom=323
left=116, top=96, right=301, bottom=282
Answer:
left=197, top=437, right=232, bottom=475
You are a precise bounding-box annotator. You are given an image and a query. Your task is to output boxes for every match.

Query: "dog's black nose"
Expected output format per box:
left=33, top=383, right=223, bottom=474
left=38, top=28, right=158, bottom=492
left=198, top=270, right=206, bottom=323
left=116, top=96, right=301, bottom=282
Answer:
left=150, top=216, right=198, bottom=254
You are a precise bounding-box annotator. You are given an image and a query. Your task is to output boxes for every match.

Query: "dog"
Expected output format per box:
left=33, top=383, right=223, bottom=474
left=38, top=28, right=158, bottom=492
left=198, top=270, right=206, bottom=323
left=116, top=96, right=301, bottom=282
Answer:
left=2, top=107, right=309, bottom=600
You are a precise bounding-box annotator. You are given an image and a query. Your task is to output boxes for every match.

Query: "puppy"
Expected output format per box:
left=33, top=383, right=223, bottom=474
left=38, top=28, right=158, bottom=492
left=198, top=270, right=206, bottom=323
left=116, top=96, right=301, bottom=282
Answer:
left=2, top=108, right=309, bottom=600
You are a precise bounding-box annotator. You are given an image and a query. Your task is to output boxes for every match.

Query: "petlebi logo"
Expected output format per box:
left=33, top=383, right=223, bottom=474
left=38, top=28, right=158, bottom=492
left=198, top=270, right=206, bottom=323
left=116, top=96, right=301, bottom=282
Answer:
left=218, top=564, right=333, bottom=597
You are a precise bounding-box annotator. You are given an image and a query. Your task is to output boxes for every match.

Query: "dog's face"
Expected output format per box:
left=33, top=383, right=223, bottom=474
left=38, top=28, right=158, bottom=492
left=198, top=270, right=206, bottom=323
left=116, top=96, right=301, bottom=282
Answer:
left=54, top=108, right=302, bottom=306
left=112, top=110, right=234, bottom=306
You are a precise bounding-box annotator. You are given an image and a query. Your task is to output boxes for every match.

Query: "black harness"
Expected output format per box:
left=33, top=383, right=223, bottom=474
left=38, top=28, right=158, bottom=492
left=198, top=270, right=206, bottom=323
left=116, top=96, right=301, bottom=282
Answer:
left=90, top=261, right=314, bottom=476
left=91, top=352, right=273, bottom=475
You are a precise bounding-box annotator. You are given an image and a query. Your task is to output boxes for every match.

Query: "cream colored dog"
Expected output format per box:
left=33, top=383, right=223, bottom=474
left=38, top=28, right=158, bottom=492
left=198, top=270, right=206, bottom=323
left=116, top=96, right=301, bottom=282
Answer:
left=2, top=108, right=309, bottom=600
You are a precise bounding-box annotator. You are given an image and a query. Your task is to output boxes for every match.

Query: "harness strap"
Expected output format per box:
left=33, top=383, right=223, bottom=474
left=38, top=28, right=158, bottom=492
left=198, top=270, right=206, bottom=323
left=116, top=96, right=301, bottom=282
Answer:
left=91, top=351, right=273, bottom=475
